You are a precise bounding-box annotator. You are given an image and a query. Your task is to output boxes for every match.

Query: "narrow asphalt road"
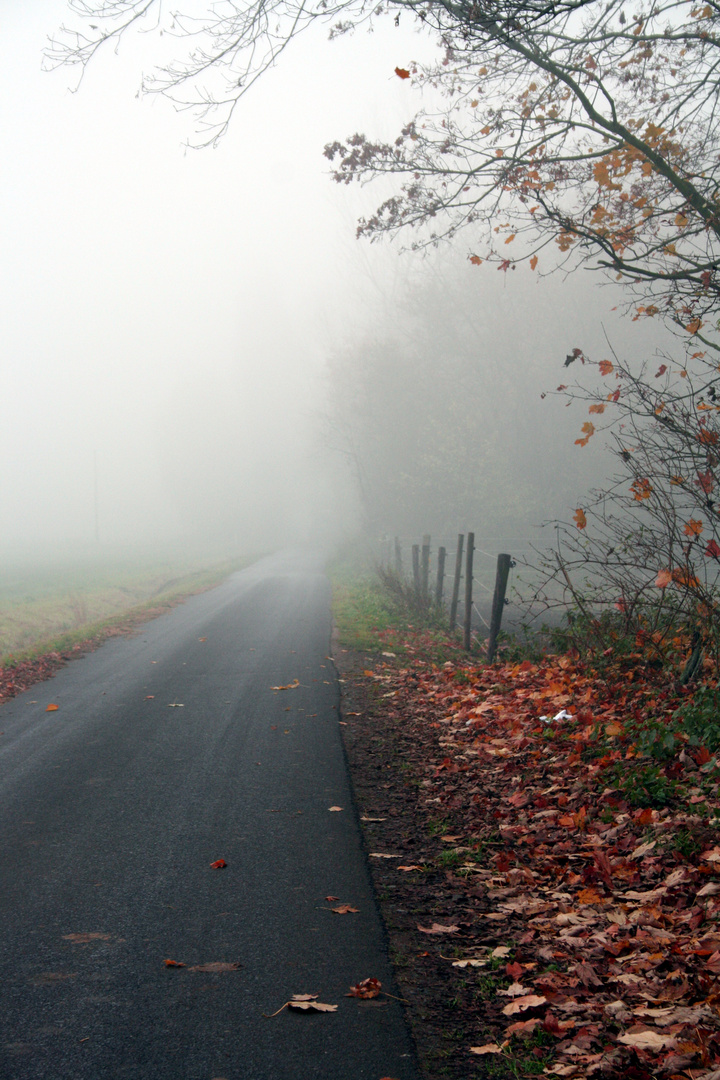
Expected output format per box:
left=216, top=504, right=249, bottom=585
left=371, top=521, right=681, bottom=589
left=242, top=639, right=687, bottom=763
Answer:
left=0, top=549, right=418, bottom=1080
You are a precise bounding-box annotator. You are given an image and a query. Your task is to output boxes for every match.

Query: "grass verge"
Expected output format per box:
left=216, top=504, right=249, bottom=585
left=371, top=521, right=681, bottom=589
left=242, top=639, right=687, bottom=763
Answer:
left=0, top=554, right=257, bottom=703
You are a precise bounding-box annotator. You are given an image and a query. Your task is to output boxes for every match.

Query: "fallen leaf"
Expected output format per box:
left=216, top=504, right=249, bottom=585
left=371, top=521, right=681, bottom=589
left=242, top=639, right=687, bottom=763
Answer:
left=210, top=859, right=227, bottom=869
left=497, top=982, right=531, bottom=997
left=265, top=993, right=337, bottom=1016
left=328, top=806, right=343, bottom=812
left=270, top=679, right=299, bottom=691
left=289, top=998, right=337, bottom=1012
left=369, top=853, right=401, bottom=859
left=577, top=887, right=603, bottom=906
left=62, top=933, right=112, bottom=944
left=187, top=962, right=241, bottom=972
left=395, top=66, right=410, bottom=79
left=360, top=816, right=386, bottom=821
left=506, top=1018, right=541, bottom=1036
left=325, top=895, right=340, bottom=902
left=417, top=923, right=459, bottom=934
left=398, top=865, right=424, bottom=872
left=347, top=977, right=381, bottom=999
left=618, top=1030, right=677, bottom=1050
left=164, top=959, right=186, bottom=968
left=46, top=704, right=59, bottom=712
left=331, top=904, right=359, bottom=914
left=470, top=1044, right=504, bottom=1054
left=501, top=994, right=547, bottom=1016
left=629, top=839, right=657, bottom=859
left=167, top=703, right=185, bottom=708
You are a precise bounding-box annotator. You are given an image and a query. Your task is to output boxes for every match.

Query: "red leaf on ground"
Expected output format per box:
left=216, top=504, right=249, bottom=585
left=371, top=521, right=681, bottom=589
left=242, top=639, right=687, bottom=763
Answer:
left=347, top=977, right=382, bottom=999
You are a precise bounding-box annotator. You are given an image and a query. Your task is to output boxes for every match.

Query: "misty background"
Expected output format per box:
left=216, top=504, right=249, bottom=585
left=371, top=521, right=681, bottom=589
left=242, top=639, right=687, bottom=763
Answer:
left=1, top=2, right=676, bottom=563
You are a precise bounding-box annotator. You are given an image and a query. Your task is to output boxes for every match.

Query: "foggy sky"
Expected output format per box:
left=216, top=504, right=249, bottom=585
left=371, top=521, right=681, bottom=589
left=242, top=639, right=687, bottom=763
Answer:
left=1, top=3, right=676, bottom=555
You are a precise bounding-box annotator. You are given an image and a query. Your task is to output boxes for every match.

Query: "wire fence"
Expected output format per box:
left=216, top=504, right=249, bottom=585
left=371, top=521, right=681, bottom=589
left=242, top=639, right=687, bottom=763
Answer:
left=374, top=532, right=562, bottom=656
left=375, top=533, right=544, bottom=656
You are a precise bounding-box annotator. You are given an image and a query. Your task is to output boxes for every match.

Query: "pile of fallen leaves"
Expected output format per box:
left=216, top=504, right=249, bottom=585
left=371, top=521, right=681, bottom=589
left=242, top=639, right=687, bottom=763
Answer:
left=357, top=638, right=720, bottom=1079
left=0, top=651, right=71, bottom=703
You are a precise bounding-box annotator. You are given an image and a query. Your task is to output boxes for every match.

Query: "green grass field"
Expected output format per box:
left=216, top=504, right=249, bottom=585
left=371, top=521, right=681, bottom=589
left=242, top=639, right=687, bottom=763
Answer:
left=0, top=548, right=257, bottom=663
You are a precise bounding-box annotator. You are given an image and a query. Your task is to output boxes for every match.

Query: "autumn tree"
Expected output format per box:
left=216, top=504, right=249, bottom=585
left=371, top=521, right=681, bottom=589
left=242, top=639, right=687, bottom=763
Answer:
left=328, top=0, right=720, bottom=666
left=526, top=345, right=720, bottom=669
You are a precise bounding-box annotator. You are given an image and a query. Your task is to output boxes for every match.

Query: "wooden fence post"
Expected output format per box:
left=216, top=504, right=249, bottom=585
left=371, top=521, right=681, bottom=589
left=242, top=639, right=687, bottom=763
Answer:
left=463, top=532, right=475, bottom=651
left=412, top=545, right=421, bottom=598
left=435, top=546, right=446, bottom=607
left=421, top=534, right=431, bottom=603
left=449, top=534, right=464, bottom=630
left=394, top=536, right=402, bottom=575
left=487, top=553, right=512, bottom=663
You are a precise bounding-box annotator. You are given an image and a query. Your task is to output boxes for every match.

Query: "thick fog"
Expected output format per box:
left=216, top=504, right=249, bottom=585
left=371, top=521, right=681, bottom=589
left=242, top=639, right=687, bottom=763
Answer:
left=1, top=3, right=676, bottom=559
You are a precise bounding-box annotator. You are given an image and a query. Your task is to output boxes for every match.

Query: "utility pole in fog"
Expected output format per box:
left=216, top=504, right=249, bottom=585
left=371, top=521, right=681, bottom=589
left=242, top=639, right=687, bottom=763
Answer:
left=93, top=450, right=99, bottom=543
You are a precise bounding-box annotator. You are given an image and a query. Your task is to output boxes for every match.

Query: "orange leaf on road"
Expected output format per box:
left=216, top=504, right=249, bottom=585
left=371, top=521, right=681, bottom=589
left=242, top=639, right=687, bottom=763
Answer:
left=347, top=977, right=381, bottom=998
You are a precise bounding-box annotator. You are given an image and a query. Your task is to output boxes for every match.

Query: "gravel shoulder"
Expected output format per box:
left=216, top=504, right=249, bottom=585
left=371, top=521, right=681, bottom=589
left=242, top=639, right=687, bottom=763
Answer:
left=334, top=641, right=490, bottom=1080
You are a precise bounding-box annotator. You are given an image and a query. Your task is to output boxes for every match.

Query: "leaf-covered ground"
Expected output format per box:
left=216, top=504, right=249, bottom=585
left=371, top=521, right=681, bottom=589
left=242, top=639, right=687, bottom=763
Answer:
left=337, top=630, right=720, bottom=1080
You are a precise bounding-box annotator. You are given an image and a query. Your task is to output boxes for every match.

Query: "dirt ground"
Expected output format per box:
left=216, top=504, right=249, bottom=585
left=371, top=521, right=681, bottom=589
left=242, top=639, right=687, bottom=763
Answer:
left=335, top=643, right=495, bottom=1080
